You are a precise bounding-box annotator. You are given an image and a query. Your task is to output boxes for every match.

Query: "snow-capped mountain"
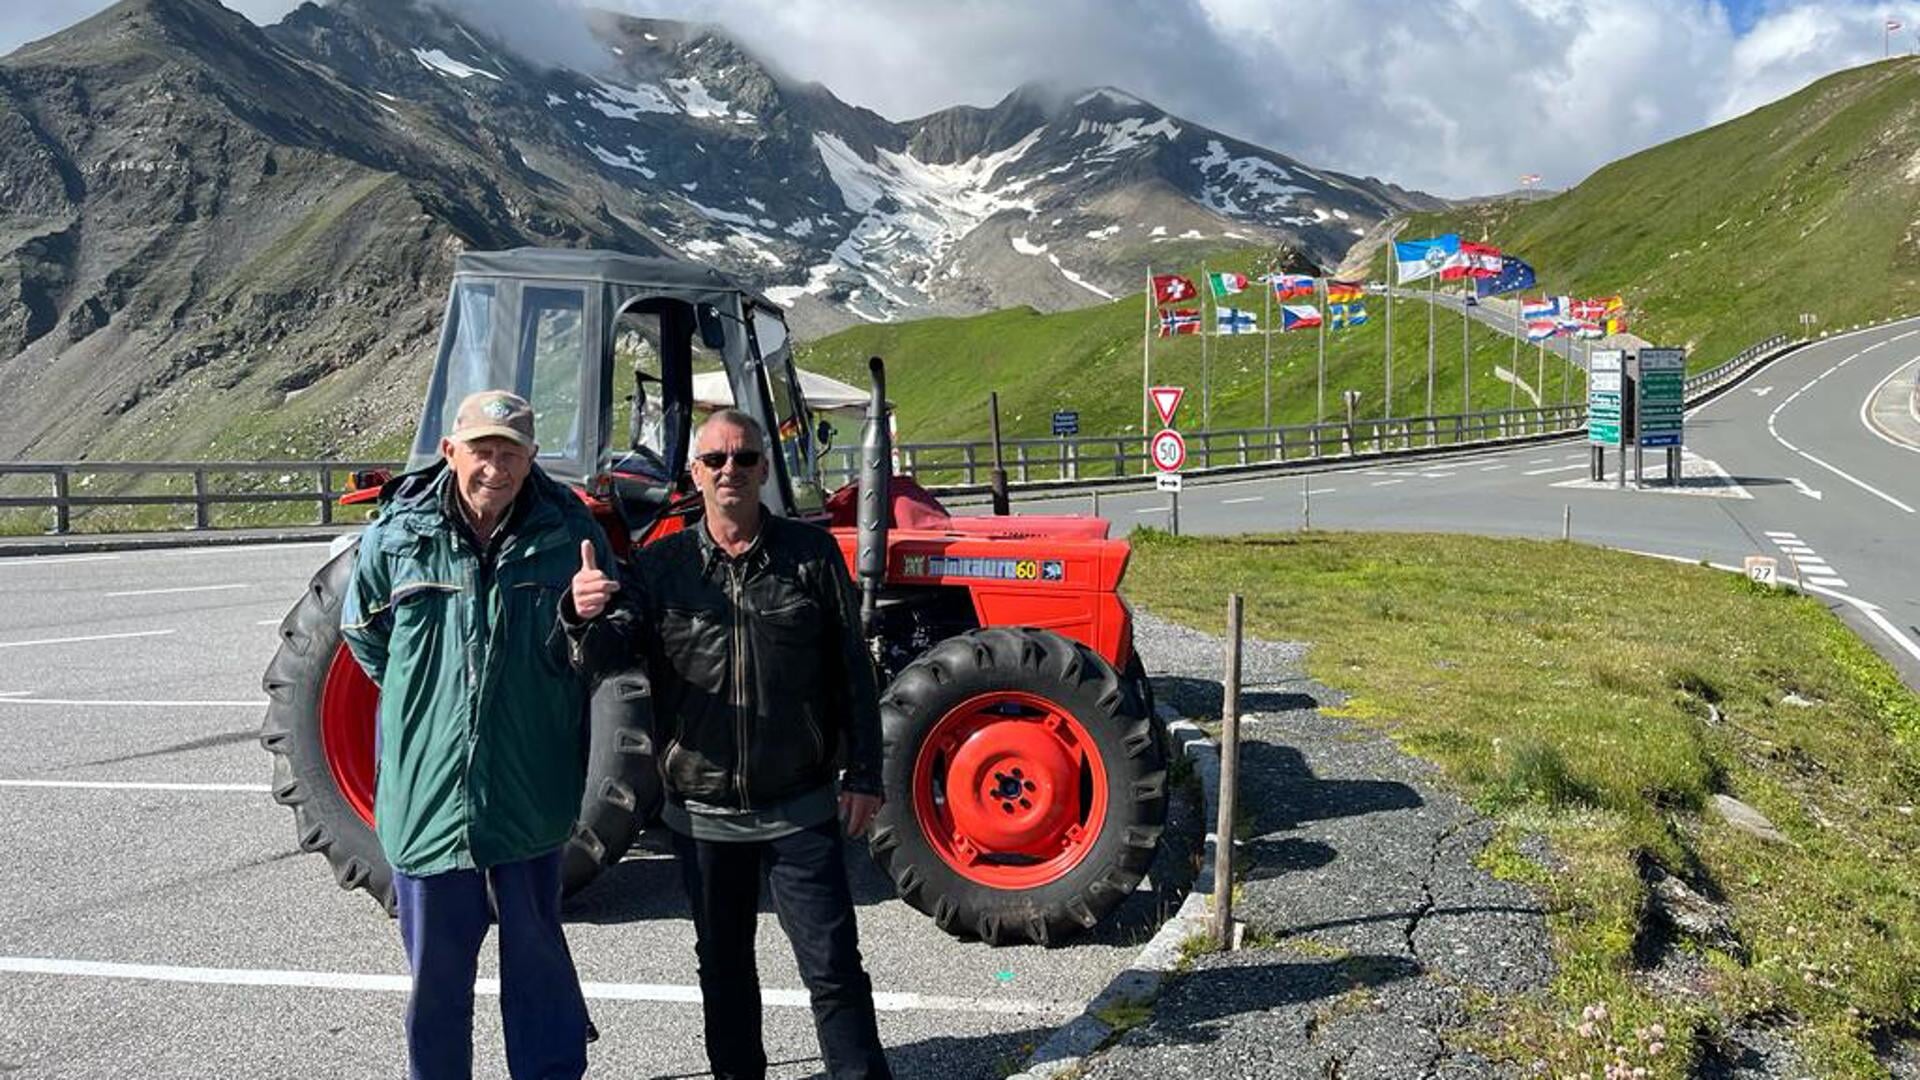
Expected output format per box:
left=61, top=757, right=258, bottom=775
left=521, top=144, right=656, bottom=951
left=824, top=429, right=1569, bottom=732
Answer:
left=0, top=0, right=1437, bottom=460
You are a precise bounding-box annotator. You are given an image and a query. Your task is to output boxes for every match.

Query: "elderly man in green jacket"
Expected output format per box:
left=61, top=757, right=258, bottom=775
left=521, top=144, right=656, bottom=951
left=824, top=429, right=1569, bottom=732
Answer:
left=342, top=390, right=608, bottom=1080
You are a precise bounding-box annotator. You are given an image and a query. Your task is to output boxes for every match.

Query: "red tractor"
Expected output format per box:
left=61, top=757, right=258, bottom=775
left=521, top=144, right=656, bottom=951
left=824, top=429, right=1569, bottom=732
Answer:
left=261, top=248, right=1167, bottom=946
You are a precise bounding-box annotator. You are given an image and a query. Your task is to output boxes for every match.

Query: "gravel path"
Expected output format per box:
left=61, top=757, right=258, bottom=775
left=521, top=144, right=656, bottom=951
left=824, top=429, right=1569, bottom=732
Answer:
left=1077, top=611, right=1554, bottom=1079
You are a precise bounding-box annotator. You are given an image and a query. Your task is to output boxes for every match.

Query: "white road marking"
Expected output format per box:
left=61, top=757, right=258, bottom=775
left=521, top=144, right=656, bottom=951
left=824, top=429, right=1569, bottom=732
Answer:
left=104, top=583, right=252, bottom=598
left=0, top=555, right=122, bottom=568
left=1751, top=386, right=1773, bottom=397
left=0, top=958, right=1075, bottom=1019
left=0, top=779, right=271, bottom=793
left=153, top=543, right=335, bottom=558
left=1132, top=507, right=1167, bottom=515
left=1562, top=453, right=1585, bottom=461
left=1522, top=463, right=1586, bottom=476
left=1763, top=530, right=1799, bottom=538
left=1529, top=457, right=1555, bottom=464
left=1479, top=465, right=1508, bottom=471
left=1767, top=349, right=1918, bottom=514
left=1419, top=471, right=1457, bottom=478
left=1220, top=496, right=1264, bottom=505
left=1306, top=488, right=1337, bottom=496
left=0, top=629, right=177, bottom=650
left=1859, top=356, right=1920, bottom=457
left=0, top=696, right=264, bottom=707
left=1807, top=576, right=1851, bottom=588
left=1786, top=477, right=1823, bottom=500
left=1371, top=479, right=1405, bottom=487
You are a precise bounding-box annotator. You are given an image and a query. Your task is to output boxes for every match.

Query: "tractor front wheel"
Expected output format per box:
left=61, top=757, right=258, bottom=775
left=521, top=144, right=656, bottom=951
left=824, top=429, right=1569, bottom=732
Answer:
left=868, top=628, right=1167, bottom=946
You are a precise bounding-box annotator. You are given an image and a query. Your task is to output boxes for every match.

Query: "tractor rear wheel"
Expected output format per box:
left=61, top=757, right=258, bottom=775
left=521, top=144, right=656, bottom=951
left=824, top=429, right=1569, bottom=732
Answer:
left=867, top=628, right=1167, bottom=946
left=259, top=542, right=660, bottom=910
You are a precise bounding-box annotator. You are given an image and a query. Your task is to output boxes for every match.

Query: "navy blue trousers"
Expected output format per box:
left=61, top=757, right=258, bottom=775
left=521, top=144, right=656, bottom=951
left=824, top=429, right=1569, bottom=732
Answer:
left=672, top=821, right=893, bottom=1080
left=393, top=848, right=588, bottom=1080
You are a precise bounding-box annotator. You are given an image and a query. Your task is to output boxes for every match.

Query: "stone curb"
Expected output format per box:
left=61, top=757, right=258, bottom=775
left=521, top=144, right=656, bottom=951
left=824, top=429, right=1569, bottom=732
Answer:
left=1007, top=707, right=1223, bottom=1080
left=0, top=527, right=355, bottom=557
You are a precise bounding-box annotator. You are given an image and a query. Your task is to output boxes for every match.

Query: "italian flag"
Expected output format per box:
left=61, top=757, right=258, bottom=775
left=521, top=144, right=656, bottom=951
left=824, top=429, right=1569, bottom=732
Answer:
left=1207, top=271, right=1249, bottom=298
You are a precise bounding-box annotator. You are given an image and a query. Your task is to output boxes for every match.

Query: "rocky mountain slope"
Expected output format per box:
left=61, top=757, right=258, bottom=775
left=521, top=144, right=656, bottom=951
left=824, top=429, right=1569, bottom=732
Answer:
left=0, top=0, right=1435, bottom=460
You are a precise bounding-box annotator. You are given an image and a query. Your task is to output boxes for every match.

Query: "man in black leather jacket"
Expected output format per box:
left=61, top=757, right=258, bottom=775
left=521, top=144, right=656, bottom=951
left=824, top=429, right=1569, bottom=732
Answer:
left=565, top=408, right=892, bottom=1080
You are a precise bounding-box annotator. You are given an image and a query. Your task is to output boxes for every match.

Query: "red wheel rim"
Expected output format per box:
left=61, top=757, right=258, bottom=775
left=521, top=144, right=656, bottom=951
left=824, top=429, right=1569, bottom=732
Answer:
left=320, top=644, right=379, bottom=826
left=911, top=690, right=1108, bottom=889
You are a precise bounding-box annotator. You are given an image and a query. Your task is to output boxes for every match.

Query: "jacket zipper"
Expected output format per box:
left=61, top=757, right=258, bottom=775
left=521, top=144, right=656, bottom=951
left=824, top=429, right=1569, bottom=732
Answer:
left=728, top=560, right=753, bottom=810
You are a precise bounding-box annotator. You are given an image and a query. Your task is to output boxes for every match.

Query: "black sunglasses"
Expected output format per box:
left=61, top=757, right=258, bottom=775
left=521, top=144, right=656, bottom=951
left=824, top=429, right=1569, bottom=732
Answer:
left=695, top=449, right=763, bottom=469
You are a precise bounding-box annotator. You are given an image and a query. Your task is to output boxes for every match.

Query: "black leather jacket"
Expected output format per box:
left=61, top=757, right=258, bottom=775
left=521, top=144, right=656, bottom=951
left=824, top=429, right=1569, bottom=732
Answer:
left=566, top=513, right=884, bottom=809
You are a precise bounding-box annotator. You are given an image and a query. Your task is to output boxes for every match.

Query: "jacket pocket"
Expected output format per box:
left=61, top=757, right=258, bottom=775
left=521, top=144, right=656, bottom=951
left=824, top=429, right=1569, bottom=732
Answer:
left=510, top=581, right=571, bottom=678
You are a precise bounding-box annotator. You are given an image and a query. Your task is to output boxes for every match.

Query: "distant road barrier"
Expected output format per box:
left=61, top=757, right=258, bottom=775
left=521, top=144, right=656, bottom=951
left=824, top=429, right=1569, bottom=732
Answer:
left=0, top=326, right=1828, bottom=535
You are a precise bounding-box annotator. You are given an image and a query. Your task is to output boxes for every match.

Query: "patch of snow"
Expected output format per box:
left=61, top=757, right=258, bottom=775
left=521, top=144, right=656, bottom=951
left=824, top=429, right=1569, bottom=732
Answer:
left=764, top=262, right=840, bottom=307
left=1072, top=115, right=1181, bottom=157
left=682, top=182, right=699, bottom=192
left=1085, top=225, right=1121, bottom=240
left=1178, top=229, right=1203, bottom=240
left=784, top=219, right=814, bottom=238
left=1192, top=139, right=1308, bottom=217
left=375, top=91, right=399, bottom=102
left=377, top=102, right=399, bottom=117
left=644, top=32, right=659, bottom=41
left=610, top=45, right=625, bottom=56
left=682, top=238, right=725, bottom=259
left=1149, top=225, right=1167, bottom=237
left=1047, top=254, right=1116, bottom=300
left=1333, top=209, right=1351, bottom=220
left=411, top=48, right=500, bottom=82
left=725, top=232, right=784, bottom=267
left=1011, top=233, right=1047, bottom=255
left=586, top=143, right=655, bottom=178
left=544, top=93, right=566, bottom=107
left=684, top=197, right=759, bottom=228
left=1312, top=207, right=1331, bottom=222
left=1350, top=227, right=1366, bottom=237
left=669, top=77, right=754, bottom=123
left=587, top=79, right=678, bottom=119
left=1075, top=87, right=1147, bottom=108
left=744, top=197, right=767, bottom=212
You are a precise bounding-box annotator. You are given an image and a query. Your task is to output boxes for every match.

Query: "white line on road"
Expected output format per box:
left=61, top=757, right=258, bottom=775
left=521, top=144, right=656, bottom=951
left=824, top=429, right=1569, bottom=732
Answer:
left=0, top=696, right=264, bottom=707
left=1479, top=465, right=1508, bottom=471
left=0, top=629, right=177, bottom=650
left=0, top=779, right=271, bottom=793
left=1807, top=576, right=1850, bottom=588
left=1419, top=471, right=1457, bottom=478
left=1220, top=496, right=1264, bottom=505
left=1786, top=477, right=1823, bottom=500
left=1522, top=464, right=1587, bottom=476
left=1132, top=507, right=1166, bottom=515
left=1763, top=531, right=1799, bottom=538
left=255, top=618, right=284, bottom=626
left=1529, top=457, right=1555, bottom=464
left=104, top=583, right=253, bottom=598
left=1859, top=356, right=1920, bottom=457
left=1371, top=479, right=1405, bottom=487
left=1306, top=488, right=1337, bottom=496
left=0, top=554, right=122, bottom=568
left=1767, top=348, right=1918, bottom=513
left=0, top=957, right=1076, bottom=1019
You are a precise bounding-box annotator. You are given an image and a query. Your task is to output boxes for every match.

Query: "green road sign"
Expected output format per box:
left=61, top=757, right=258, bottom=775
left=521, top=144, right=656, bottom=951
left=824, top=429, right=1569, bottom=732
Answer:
left=1588, top=349, right=1623, bottom=446
left=1638, top=348, right=1686, bottom=448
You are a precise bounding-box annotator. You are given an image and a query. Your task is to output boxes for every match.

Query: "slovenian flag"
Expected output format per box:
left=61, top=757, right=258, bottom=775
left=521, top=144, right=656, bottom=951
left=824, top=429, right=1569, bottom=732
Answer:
left=1329, top=303, right=1368, bottom=329
left=1268, top=273, right=1316, bottom=300
left=1157, top=308, right=1202, bottom=337
left=1393, top=235, right=1462, bottom=284
left=1280, top=304, right=1323, bottom=331
left=1215, top=307, right=1259, bottom=335
left=1208, top=271, right=1250, bottom=297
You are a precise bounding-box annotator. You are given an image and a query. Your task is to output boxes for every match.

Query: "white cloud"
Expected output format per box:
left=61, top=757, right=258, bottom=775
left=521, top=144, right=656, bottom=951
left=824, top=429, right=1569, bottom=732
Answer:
left=4, top=0, right=1918, bottom=196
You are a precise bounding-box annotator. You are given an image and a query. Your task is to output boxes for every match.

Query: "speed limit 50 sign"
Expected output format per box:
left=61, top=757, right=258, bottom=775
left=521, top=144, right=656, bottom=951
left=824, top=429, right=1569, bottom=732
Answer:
left=1149, top=428, right=1187, bottom=472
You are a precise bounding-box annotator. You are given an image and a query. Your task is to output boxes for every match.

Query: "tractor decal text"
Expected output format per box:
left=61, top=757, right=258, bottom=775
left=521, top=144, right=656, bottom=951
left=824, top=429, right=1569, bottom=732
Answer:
left=897, top=555, right=1064, bottom=582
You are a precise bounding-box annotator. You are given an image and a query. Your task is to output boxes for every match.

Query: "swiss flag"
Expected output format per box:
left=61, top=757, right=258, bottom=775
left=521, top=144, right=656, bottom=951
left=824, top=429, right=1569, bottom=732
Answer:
left=1152, top=274, right=1198, bottom=305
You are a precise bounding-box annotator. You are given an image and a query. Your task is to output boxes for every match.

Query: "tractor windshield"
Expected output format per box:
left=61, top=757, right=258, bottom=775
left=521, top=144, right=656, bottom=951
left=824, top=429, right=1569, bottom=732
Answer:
left=409, top=279, right=599, bottom=482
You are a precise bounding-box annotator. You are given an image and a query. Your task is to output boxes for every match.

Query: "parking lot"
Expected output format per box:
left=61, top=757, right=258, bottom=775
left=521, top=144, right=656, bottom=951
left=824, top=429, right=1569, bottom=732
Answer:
left=0, top=542, right=1191, bottom=1078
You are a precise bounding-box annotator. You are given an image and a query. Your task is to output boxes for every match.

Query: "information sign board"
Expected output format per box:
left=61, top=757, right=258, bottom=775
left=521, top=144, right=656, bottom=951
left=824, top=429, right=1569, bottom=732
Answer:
left=1588, top=349, right=1624, bottom=446
left=1637, top=348, right=1686, bottom=448
left=1051, top=410, right=1079, bottom=436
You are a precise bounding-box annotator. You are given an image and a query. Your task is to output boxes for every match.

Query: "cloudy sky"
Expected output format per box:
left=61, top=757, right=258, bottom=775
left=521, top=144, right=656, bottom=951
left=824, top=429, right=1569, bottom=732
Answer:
left=4, top=0, right=1917, bottom=196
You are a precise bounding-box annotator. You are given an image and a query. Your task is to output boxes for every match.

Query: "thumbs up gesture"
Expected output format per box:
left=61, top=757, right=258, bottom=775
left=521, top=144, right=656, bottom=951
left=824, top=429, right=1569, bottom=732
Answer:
left=570, top=539, right=620, bottom=620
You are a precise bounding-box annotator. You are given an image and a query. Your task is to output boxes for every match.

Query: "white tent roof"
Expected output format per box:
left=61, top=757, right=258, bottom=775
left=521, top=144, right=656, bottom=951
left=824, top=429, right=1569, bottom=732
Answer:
left=691, top=368, right=879, bottom=412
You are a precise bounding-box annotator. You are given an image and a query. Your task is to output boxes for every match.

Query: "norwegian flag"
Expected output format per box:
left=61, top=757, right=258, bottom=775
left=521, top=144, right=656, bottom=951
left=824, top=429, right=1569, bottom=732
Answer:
left=1152, top=274, right=1198, bottom=305
left=1157, top=308, right=1202, bottom=337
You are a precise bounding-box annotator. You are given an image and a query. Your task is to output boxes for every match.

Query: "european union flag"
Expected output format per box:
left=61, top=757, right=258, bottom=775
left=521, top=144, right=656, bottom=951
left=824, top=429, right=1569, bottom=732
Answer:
left=1476, top=255, right=1537, bottom=297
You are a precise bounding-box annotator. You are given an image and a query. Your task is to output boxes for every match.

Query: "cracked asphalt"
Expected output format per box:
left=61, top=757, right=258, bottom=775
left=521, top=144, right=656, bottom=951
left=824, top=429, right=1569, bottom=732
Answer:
left=1079, top=613, right=1554, bottom=1079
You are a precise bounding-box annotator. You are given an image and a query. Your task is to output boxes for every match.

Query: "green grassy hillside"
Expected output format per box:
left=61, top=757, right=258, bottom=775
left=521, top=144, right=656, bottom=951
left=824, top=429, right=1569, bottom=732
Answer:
left=799, top=258, right=1585, bottom=442
left=1387, top=57, right=1920, bottom=367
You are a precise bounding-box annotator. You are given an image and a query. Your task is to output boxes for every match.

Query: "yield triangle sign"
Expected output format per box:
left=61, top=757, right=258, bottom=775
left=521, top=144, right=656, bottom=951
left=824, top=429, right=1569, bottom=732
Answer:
left=1149, top=386, right=1184, bottom=427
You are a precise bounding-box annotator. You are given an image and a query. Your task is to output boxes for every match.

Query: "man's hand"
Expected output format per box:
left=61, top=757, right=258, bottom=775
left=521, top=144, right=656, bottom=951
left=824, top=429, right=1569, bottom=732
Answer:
left=570, top=539, right=620, bottom=620
left=839, top=791, right=883, bottom=838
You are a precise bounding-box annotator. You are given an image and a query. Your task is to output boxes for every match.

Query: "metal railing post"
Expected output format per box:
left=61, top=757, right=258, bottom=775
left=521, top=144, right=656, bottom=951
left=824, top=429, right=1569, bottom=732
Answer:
left=52, top=469, right=71, bottom=534
left=193, top=467, right=211, bottom=530
left=317, top=467, right=333, bottom=525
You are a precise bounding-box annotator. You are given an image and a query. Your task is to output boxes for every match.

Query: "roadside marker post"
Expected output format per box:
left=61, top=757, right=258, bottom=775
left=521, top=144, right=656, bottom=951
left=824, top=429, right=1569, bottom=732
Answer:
left=1745, top=556, right=1779, bottom=589
left=1211, top=593, right=1245, bottom=951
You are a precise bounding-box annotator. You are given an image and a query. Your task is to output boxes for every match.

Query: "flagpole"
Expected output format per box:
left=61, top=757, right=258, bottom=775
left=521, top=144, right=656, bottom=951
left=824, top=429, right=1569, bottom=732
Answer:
left=1316, top=276, right=1326, bottom=423
left=1142, top=265, right=1153, bottom=444
left=1509, top=288, right=1520, bottom=414
left=1385, top=244, right=1395, bottom=420
left=1201, top=261, right=1212, bottom=430
left=1462, top=281, right=1471, bottom=416
left=1263, top=271, right=1273, bottom=430
left=1426, top=274, right=1436, bottom=433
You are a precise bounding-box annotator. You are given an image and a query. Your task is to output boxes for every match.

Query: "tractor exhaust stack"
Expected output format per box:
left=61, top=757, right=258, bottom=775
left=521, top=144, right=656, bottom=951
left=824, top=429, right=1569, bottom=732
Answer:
left=858, top=356, right=890, bottom=636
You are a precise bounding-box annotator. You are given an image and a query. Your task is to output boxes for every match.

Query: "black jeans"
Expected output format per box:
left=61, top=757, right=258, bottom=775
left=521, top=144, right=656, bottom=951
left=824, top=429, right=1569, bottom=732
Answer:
left=671, top=820, right=893, bottom=1080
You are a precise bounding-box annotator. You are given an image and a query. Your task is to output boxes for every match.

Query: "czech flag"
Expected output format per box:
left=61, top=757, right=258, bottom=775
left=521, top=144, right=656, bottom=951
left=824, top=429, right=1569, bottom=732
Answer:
left=1280, top=304, right=1323, bottom=331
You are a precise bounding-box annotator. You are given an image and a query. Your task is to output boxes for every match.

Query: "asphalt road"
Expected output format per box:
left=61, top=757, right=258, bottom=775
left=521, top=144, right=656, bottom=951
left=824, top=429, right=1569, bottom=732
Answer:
left=1021, top=315, right=1920, bottom=689
left=0, top=544, right=1194, bottom=1079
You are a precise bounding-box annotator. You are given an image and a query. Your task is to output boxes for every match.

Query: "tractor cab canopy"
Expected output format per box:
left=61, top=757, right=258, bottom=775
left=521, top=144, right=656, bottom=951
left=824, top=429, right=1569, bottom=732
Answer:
left=408, top=247, right=826, bottom=519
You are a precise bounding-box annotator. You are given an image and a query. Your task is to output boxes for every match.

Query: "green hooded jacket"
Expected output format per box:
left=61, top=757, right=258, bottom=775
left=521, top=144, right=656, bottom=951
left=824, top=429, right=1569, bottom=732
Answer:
left=341, top=461, right=609, bottom=876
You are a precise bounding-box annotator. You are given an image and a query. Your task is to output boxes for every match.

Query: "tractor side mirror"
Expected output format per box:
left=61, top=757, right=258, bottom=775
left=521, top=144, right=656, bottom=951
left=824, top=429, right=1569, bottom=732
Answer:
left=816, top=420, right=834, bottom=453
left=695, top=303, right=727, bottom=351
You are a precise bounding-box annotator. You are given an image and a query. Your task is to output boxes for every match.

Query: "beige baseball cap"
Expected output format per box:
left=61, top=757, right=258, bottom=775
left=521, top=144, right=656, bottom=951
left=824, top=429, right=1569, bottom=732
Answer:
left=448, top=390, right=536, bottom=447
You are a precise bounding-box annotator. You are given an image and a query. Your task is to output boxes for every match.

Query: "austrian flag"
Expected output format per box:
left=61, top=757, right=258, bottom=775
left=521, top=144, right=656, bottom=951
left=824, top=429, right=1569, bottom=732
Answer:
left=1152, top=274, right=1198, bottom=305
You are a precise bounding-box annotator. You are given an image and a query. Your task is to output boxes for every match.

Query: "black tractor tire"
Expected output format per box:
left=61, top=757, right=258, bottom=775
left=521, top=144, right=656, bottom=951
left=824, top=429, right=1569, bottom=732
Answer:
left=259, top=541, right=661, bottom=911
left=867, top=627, right=1167, bottom=946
